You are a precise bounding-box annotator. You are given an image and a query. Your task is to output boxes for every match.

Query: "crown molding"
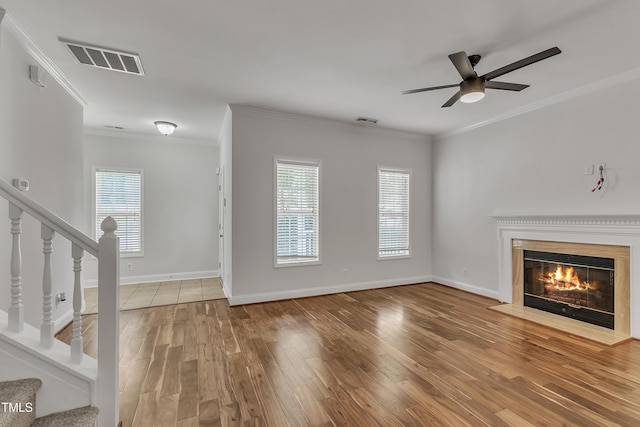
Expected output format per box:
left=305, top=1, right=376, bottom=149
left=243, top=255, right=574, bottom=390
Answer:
left=1, top=10, right=87, bottom=106
left=229, top=104, right=431, bottom=142
left=437, top=66, right=640, bottom=140
left=83, top=127, right=217, bottom=147
left=218, top=105, right=233, bottom=142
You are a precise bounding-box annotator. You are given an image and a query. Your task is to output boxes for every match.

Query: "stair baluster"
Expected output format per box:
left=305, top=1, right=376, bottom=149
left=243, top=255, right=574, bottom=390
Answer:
left=40, top=224, right=55, bottom=349
left=71, top=243, right=84, bottom=363
left=8, top=203, right=24, bottom=332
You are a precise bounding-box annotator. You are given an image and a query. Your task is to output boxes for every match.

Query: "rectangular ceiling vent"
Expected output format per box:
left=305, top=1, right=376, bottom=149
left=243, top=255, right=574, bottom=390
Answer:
left=356, top=117, right=378, bottom=126
left=60, top=38, right=145, bottom=76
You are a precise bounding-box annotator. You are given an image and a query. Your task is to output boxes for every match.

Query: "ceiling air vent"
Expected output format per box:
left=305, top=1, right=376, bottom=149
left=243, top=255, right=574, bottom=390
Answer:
left=60, top=38, right=145, bottom=76
left=356, top=117, right=378, bottom=126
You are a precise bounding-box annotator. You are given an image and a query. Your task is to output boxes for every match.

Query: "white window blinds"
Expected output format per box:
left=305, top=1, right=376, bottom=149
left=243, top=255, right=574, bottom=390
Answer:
left=276, top=160, right=319, bottom=265
left=378, top=168, right=410, bottom=258
left=95, top=169, right=143, bottom=254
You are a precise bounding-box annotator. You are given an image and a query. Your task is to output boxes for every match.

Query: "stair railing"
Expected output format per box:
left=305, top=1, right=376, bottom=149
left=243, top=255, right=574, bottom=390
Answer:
left=0, top=178, right=120, bottom=427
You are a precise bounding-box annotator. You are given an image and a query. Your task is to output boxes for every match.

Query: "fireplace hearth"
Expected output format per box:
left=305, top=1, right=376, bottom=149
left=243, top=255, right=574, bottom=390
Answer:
left=523, top=250, right=614, bottom=329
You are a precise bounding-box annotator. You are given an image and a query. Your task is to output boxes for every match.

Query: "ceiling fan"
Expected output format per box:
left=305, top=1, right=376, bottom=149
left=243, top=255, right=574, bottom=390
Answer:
left=402, top=47, right=561, bottom=107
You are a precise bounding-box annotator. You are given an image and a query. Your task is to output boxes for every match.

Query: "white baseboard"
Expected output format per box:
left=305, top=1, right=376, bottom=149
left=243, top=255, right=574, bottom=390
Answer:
left=54, top=308, right=74, bottom=334
left=227, top=275, right=433, bottom=306
left=83, top=269, right=219, bottom=288
left=221, top=280, right=232, bottom=301
left=431, top=275, right=499, bottom=300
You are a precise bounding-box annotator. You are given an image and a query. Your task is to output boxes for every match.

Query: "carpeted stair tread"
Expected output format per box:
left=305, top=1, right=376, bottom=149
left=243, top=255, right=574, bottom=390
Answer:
left=31, top=405, right=99, bottom=427
left=0, top=378, right=41, bottom=427
left=0, top=378, right=42, bottom=403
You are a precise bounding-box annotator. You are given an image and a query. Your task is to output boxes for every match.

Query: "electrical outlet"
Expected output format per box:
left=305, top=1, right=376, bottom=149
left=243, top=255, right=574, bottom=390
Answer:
left=343, top=268, right=349, bottom=278
left=463, top=268, right=468, bottom=277
left=126, top=263, right=133, bottom=271
left=55, top=292, right=66, bottom=307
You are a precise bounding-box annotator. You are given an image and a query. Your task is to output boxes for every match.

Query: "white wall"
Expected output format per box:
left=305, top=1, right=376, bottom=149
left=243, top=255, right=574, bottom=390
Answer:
left=0, top=18, right=84, bottom=328
left=218, top=107, right=232, bottom=296
left=229, top=106, right=432, bottom=304
left=83, top=133, right=219, bottom=284
left=432, top=77, right=640, bottom=299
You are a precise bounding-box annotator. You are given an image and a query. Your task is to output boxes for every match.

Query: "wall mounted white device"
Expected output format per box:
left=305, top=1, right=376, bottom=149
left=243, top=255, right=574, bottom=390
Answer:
left=29, top=65, right=47, bottom=88
left=12, top=178, right=29, bottom=191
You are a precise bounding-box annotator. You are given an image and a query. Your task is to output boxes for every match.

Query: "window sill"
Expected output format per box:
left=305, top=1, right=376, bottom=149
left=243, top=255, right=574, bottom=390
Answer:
left=274, top=259, right=321, bottom=268
left=377, top=254, right=412, bottom=261
left=121, top=252, right=144, bottom=259
left=88, top=251, right=143, bottom=261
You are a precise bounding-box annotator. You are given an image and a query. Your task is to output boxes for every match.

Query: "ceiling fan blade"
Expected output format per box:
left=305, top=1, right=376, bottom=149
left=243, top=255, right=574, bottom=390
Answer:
left=485, top=81, right=530, bottom=91
left=448, top=52, right=476, bottom=80
left=442, top=91, right=461, bottom=108
left=482, top=47, right=561, bottom=81
left=401, top=84, right=459, bottom=95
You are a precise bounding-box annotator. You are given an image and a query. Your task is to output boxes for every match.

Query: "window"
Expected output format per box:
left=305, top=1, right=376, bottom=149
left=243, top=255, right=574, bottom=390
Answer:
left=275, top=159, right=320, bottom=265
left=378, top=168, right=410, bottom=258
left=94, top=168, right=143, bottom=255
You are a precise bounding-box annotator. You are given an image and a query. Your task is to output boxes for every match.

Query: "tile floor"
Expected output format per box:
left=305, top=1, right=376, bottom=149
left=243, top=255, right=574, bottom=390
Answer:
left=82, top=277, right=225, bottom=314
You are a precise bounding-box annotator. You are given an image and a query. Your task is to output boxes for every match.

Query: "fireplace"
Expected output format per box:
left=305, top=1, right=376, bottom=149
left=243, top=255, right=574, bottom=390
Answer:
left=491, top=215, right=640, bottom=345
left=523, top=250, right=614, bottom=329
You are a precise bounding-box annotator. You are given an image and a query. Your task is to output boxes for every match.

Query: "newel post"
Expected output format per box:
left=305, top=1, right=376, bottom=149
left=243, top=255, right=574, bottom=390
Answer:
left=97, top=216, right=120, bottom=427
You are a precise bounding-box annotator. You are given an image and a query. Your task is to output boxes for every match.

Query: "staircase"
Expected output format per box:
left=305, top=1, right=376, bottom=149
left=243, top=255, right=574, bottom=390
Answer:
left=0, top=378, right=98, bottom=426
left=0, top=178, right=121, bottom=426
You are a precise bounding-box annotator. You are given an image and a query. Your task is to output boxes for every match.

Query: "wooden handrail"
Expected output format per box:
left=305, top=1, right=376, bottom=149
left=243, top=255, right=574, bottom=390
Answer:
left=0, top=179, right=98, bottom=256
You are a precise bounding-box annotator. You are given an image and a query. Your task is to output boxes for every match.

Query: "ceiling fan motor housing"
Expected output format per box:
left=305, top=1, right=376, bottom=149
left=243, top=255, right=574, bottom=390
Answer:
left=468, top=54, right=481, bottom=68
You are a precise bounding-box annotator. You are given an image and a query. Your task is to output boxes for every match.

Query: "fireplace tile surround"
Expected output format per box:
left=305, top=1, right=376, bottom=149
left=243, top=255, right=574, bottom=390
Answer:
left=494, top=215, right=640, bottom=344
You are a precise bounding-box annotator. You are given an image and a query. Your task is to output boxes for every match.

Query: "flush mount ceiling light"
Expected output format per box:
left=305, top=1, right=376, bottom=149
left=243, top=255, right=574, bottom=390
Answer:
left=154, top=121, right=177, bottom=136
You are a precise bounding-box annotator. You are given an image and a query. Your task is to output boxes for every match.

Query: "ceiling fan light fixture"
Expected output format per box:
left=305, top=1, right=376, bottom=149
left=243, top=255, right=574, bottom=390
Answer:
left=460, top=79, right=485, bottom=103
left=460, top=90, right=485, bottom=103
left=154, top=121, right=177, bottom=136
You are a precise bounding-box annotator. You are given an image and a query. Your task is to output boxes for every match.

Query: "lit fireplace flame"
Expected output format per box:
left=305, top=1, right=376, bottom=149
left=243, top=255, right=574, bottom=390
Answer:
left=540, top=264, right=592, bottom=291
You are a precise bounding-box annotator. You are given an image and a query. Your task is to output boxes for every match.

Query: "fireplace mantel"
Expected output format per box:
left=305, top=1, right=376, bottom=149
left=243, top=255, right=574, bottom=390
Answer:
left=494, top=214, right=640, bottom=341
left=495, top=214, right=640, bottom=227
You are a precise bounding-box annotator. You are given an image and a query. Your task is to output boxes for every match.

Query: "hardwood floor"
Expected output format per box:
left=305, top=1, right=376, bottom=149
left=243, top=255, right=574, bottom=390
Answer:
left=57, top=283, right=640, bottom=426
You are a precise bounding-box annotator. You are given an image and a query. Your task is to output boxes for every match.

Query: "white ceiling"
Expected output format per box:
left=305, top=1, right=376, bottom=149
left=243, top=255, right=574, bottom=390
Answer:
left=1, top=0, right=638, bottom=143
